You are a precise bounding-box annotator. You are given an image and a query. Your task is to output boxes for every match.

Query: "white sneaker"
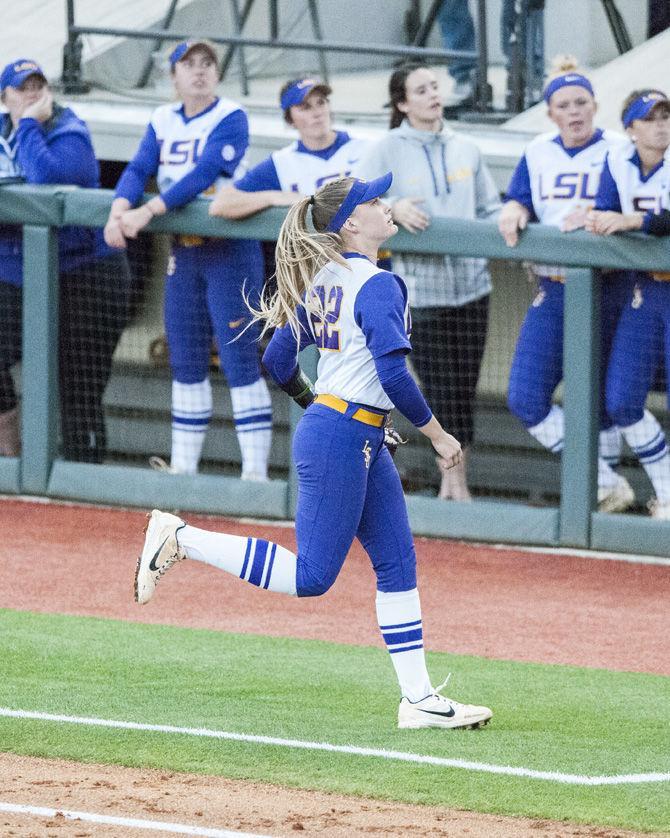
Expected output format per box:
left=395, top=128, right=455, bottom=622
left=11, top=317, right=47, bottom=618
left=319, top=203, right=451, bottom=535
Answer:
left=648, top=498, right=670, bottom=520
left=398, top=684, right=492, bottom=730
left=597, top=477, right=635, bottom=513
left=135, top=510, right=186, bottom=604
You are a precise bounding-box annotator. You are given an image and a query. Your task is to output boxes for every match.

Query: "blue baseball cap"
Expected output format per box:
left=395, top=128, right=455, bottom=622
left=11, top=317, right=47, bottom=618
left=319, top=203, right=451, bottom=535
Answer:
left=325, top=173, right=393, bottom=234
left=169, top=40, right=218, bottom=68
left=543, top=72, right=594, bottom=104
left=280, top=78, right=332, bottom=111
left=0, top=59, right=47, bottom=92
left=622, top=91, right=670, bottom=127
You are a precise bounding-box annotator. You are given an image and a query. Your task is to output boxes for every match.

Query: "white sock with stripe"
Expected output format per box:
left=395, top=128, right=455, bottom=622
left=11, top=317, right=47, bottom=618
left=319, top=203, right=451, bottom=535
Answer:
left=621, top=410, right=670, bottom=502
left=177, top=525, right=297, bottom=595
left=597, top=427, right=623, bottom=490
left=230, top=379, right=272, bottom=480
left=376, top=588, right=432, bottom=703
left=170, top=379, right=212, bottom=475
left=529, top=405, right=621, bottom=490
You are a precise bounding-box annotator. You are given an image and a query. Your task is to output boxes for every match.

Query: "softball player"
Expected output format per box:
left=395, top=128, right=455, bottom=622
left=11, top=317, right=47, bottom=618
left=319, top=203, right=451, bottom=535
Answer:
left=104, top=40, right=270, bottom=480
left=135, top=174, right=492, bottom=731
left=499, top=58, right=635, bottom=512
left=586, top=89, right=670, bottom=519
left=209, top=77, right=369, bottom=216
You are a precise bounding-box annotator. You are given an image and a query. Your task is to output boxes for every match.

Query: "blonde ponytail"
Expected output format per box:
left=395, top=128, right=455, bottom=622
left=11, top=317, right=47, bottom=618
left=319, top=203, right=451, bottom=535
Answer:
left=547, top=54, right=581, bottom=80
left=250, top=177, right=356, bottom=341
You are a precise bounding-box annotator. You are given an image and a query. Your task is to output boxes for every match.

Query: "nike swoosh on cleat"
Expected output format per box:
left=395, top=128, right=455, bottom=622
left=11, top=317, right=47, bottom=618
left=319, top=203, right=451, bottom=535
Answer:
left=148, top=537, right=169, bottom=571
left=418, top=707, right=456, bottom=718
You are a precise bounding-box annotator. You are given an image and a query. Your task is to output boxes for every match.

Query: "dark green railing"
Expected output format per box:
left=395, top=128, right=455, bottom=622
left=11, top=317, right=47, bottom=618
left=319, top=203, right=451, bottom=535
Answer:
left=1, top=184, right=669, bottom=556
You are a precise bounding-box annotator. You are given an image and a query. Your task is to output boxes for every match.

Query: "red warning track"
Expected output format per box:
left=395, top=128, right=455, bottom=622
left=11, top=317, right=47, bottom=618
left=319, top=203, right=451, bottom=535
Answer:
left=1, top=498, right=668, bottom=674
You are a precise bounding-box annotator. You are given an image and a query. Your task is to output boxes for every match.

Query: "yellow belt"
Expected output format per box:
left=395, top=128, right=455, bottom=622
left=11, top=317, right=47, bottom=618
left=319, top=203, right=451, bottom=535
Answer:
left=652, top=271, right=670, bottom=282
left=174, top=234, right=207, bottom=247
left=314, top=394, right=386, bottom=428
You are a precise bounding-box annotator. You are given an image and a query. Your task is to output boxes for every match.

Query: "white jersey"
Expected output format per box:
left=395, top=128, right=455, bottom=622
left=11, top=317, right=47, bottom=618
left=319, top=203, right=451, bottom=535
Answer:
left=152, top=98, right=246, bottom=195
left=523, top=128, right=627, bottom=277
left=308, top=255, right=411, bottom=410
left=272, top=136, right=370, bottom=193
left=605, top=142, right=670, bottom=214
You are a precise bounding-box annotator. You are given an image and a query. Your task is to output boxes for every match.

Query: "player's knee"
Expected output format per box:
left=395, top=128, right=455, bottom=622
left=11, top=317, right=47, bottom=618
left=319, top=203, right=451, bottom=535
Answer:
left=507, top=388, right=544, bottom=428
left=296, top=562, right=338, bottom=598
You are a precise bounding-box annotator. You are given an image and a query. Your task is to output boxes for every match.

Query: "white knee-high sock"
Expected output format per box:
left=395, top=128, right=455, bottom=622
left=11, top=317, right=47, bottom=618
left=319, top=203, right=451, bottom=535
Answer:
left=621, top=410, right=670, bottom=502
left=178, top=524, right=297, bottom=595
left=230, top=378, right=272, bottom=480
left=376, top=588, right=433, bottom=703
left=597, top=427, right=623, bottom=490
left=171, top=379, right=212, bottom=475
left=529, top=405, right=621, bottom=490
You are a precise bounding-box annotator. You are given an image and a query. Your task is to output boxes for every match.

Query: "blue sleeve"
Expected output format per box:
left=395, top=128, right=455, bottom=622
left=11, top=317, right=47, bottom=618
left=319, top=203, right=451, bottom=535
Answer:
left=235, top=156, right=282, bottom=192
left=262, top=311, right=315, bottom=385
left=504, top=154, right=535, bottom=216
left=375, top=350, right=432, bottom=428
left=15, top=120, right=98, bottom=186
left=594, top=156, right=622, bottom=212
left=354, top=272, right=412, bottom=359
left=115, top=124, right=160, bottom=204
left=161, top=109, right=249, bottom=210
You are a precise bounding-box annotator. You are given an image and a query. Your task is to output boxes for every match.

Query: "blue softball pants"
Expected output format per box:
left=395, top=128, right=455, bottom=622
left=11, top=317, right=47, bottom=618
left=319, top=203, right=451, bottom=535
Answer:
left=293, top=400, right=417, bottom=597
left=508, top=273, right=633, bottom=429
left=164, top=238, right=264, bottom=387
left=606, top=274, right=670, bottom=426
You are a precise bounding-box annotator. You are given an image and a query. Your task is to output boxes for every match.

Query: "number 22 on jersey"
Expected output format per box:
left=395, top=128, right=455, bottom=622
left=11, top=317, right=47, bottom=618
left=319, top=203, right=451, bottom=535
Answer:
left=309, top=285, right=343, bottom=351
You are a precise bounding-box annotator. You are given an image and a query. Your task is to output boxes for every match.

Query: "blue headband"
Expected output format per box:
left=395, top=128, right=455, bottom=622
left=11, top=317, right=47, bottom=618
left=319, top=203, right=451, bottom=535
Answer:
left=324, top=173, right=393, bottom=234
left=622, top=92, right=669, bottom=127
left=543, top=73, right=594, bottom=104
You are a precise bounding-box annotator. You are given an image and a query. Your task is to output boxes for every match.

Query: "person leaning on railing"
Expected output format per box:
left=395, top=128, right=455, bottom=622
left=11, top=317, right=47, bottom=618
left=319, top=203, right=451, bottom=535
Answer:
left=498, top=56, right=635, bottom=514
left=586, top=89, right=670, bottom=520
left=103, top=40, right=271, bottom=481
left=357, top=62, right=500, bottom=502
left=0, top=58, right=131, bottom=462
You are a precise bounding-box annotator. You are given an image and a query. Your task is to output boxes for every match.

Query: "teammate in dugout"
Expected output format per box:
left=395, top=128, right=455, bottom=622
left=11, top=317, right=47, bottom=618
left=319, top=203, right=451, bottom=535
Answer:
left=0, top=58, right=131, bottom=462
left=135, top=173, right=493, bottom=731
left=104, top=40, right=271, bottom=480
left=498, top=57, right=635, bottom=513
left=585, top=90, right=670, bottom=519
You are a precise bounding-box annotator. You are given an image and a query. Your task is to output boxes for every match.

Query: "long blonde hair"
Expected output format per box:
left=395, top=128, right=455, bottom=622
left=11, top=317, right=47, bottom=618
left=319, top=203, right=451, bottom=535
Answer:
left=252, top=176, right=355, bottom=340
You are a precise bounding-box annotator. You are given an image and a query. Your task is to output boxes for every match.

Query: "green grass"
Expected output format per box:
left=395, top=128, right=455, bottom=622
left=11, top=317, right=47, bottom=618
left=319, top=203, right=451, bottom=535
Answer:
left=0, top=608, right=669, bottom=833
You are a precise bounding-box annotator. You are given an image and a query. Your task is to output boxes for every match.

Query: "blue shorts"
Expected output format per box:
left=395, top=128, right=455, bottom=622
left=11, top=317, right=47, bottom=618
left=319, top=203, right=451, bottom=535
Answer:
left=606, top=273, right=670, bottom=426
left=164, top=238, right=264, bottom=387
left=293, top=399, right=417, bottom=597
left=508, top=273, right=633, bottom=429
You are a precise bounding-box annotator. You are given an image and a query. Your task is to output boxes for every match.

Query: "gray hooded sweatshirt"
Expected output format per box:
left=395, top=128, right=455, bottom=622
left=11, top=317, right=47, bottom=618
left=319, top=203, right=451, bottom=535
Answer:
left=357, top=120, right=500, bottom=308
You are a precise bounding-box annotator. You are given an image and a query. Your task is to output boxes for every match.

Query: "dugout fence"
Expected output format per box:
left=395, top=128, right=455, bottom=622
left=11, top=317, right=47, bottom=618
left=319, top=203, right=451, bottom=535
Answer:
left=0, top=183, right=668, bottom=557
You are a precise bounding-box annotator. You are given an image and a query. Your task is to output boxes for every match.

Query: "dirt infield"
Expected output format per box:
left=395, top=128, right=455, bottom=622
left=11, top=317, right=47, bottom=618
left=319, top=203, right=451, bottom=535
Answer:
left=1, top=753, right=667, bottom=838
left=2, top=497, right=669, bottom=837
left=1, top=498, right=668, bottom=674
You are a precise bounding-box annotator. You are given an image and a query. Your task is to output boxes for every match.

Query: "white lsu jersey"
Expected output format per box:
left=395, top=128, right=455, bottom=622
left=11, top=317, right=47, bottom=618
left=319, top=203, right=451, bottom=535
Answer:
left=151, top=98, right=246, bottom=195
left=526, top=129, right=627, bottom=228
left=309, top=256, right=410, bottom=410
left=605, top=142, right=670, bottom=214
left=272, top=136, right=370, bottom=193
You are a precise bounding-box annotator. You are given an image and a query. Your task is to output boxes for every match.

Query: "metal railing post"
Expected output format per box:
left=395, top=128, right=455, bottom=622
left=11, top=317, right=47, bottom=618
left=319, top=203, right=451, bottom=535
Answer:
left=61, top=0, right=90, bottom=94
left=560, top=268, right=600, bottom=546
left=21, top=226, right=60, bottom=494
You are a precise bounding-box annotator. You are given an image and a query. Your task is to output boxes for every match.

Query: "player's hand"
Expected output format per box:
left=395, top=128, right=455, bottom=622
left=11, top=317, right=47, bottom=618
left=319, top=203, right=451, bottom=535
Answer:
left=120, top=206, right=153, bottom=239
left=586, top=210, right=643, bottom=235
left=498, top=201, right=529, bottom=246
left=432, top=430, right=463, bottom=471
left=21, top=89, right=54, bottom=123
left=561, top=205, right=590, bottom=232
left=103, top=216, right=127, bottom=249
left=391, top=197, right=430, bottom=233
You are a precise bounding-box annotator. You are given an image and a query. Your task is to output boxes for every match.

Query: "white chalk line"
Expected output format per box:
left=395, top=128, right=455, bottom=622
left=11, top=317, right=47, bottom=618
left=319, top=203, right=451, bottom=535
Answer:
left=0, top=801, right=272, bottom=837
left=1, top=708, right=668, bottom=787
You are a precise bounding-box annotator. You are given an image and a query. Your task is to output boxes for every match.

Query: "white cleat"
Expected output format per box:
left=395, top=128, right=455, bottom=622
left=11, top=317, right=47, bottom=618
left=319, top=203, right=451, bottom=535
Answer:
left=597, top=477, right=635, bottom=514
left=135, top=509, right=186, bottom=605
left=648, top=498, right=670, bottom=520
left=398, top=690, right=492, bottom=730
